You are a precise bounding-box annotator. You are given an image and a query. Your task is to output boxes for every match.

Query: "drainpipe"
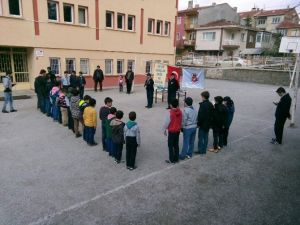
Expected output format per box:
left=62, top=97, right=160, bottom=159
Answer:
left=219, top=28, right=223, bottom=62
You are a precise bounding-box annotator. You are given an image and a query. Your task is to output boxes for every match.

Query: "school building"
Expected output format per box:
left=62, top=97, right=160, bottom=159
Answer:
left=0, top=0, right=178, bottom=90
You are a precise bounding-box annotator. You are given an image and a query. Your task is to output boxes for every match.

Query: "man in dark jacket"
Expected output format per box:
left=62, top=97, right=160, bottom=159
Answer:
left=69, top=71, right=79, bottom=89
left=197, top=91, right=214, bottom=155
left=167, top=72, right=180, bottom=109
left=125, top=67, right=135, bottom=94
left=47, top=67, right=56, bottom=85
left=93, top=65, right=104, bottom=92
left=144, top=73, right=154, bottom=108
left=78, top=71, right=86, bottom=99
left=271, top=87, right=292, bottom=145
left=34, top=69, right=47, bottom=113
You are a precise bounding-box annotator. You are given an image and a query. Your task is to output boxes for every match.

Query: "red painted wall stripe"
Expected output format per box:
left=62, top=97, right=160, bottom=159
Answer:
left=174, top=16, right=177, bottom=47
left=140, top=8, right=144, bottom=44
left=32, top=0, right=39, bottom=35
left=176, top=0, right=178, bottom=9
left=95, top=0, right=100, bottom=40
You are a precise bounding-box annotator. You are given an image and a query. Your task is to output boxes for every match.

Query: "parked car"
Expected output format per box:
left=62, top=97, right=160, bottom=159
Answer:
left=176, top=57, right=203, bottom=66
left=215, top=57, right=247, bottom=67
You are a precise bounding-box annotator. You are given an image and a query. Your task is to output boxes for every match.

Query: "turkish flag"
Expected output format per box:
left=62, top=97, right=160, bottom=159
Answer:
left=167, top=66, right=181, bottom=82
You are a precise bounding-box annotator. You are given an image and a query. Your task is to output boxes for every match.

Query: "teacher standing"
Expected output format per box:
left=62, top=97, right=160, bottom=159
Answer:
left=144, top=73, right=154, bottom=108
left=125, top=67, right=134, bottom=94
left=93, top=65, right=104, bottom=92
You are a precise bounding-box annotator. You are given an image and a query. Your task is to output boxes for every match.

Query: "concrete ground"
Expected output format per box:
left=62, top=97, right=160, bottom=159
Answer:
left=0, top=79, right=299, bottom=225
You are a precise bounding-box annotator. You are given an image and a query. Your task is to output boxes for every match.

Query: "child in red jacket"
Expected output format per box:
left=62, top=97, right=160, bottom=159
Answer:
left=163, top=99, right=182, bottom=164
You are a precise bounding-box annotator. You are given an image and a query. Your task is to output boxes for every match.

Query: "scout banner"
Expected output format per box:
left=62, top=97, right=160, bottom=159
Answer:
left=153, top=63, right=168, bottom=88
left=182, top=67, right=205, bottom=89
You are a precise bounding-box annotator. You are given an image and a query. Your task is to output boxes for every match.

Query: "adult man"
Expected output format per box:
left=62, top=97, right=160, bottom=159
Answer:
left=125, top=67, right=134, bottom=94
left=47, top=67, right=56, bottom=84
left=93, top=65, right=104, bottom=92
left=271, top=87, right=292, bottom=145
left=69, top=71, right=79, bottom=89
left=61, top=71, right=70, bottom=90
left=2, top=70, right=17, bottom=113
left=144, top=73, right=154, bottom=108
left=34, top=69, right=47, bottom=113
left=78, top=71, right=86, bottom=99
left=167, top=72, right=179, bottom=109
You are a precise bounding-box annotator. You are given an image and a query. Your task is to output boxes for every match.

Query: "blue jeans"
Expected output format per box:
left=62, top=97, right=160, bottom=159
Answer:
left=2, top=92, right=14, bottom=111
left=52, top=105, right=60, bottom=121
left=84, top=126, right=96, bottom=145
left=106, top=138, right=114, bottom=156
left=180, top=127, right=197, bottom=158
left=198, top=128, right=209, bottom=154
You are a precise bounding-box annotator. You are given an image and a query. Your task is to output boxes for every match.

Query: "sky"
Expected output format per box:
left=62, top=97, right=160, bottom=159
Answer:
left=178, top=0, right=300, bottom=12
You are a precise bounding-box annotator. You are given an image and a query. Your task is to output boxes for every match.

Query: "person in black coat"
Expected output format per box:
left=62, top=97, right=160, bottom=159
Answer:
left=144, top=73, right=154, bottom=108
left=209, top=96, right=227, bottom=153
left=167, top=72, right=179, bottom=109
left=93, top=65, right=104, bottom=92
left=271, top=87, right=292, bottom=145
left=78, top=71, right=86, bottom=99
left=197, top=91, right=214, bottom=155
left=34, top=69, right=47, bottom=113
left=125, top=67, right=135, bottom=94
left=69, top=71, right=79, bottom=89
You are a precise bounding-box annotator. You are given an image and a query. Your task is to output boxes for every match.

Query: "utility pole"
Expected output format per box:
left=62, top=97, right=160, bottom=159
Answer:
left=290, top=53, right=300, bottom=127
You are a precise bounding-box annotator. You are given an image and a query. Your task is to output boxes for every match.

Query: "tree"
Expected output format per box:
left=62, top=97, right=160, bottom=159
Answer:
left=262, top=33, right=283, bottom=57
left=245, top=16, right=252, bottom=27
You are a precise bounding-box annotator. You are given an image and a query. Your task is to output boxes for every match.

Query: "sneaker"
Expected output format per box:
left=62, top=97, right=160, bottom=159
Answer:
left=186, top=155, right=191, bottom=159
left=10, top=109, right=17, bottom=112
left=76, top=134, right=82, bottom=138
left=2, top=110, right=9, bottom=113
left=270, top=139, right=280, bottom=145
left=165, top=160, right=175, bottom=164
left=114, top=159, right=120, bottom=164
left=90, top=142, right=98, bottom=146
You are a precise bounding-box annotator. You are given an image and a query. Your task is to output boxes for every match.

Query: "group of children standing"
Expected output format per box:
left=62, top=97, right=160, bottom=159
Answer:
left=163, top=91, right=235, bottom=164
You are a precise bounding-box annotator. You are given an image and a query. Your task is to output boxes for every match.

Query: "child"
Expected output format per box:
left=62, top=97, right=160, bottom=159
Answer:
left=209, top=96, right=227, bottom=153
left=83, top=98, right=97, bottom=146
left=106, top=107, right=117, bottom=157
left=111, top=110, right=125, bottom=163
left=99, top=97, right=113, bottom=151
left=70, top=89, right=82, bottom=138
left=80, top=95, right=91, bottom=141
left=124, top=111, right=141, bottom=170
left=223, top=96, right=235, bottom=147
left=163, top=99, right=182, bottom=164
left=58, top=89, right=69, bottom=126
left=179, top=97, right=197, bottom=160
left=50, top=84, right=60, bottom=122
left=119, top=75, right=124, bottom=92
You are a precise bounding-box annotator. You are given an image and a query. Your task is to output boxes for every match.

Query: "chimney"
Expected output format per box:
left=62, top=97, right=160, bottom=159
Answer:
left=188, top=0, right=193, bottom=9
left=212, top=2, right=216, bottom=6
left=233, top=7, right=237, bottom=12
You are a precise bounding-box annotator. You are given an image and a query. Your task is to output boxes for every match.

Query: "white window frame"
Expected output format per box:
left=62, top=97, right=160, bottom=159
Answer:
left=117, top=13, right=125, bottom=30
left=164, top=21, right=170, bottom=36
left=203, top=32, right=216, bottom=41
left=127, top=15, right=135, bottom=31
left=145, top=61, right=152, bottom=73
left=249, top=35, right=254, bottom=43
left=127, top=60, right=135, bottom=71
left=63, top=3, right=74, bottom=24
left=156, top=20, right=163, bottom=35
left=105, top=59, right=113, bottom=75
left=106, top=11, right=114, bottom=28
left=78, top=6, right=88, bottom=26
left=258, top=19, right=266, bottom=25
left=49, top=57, right=61, bottom=75
left=272, top=17, right=281, bottom=24
left=47, top=1, right=59, bottom=22
left=65, top=58, right=76, bottom=73
left=241, top=33, right=245, bottom=42
left=8, top=0, right=22, bottom=17
left=148, top=18, right=154, bottom=34
left=80, top=58, right=89, bottom=75
left=230, top=33, right=235, bottom=40
left=117, top=59, right=124, bottom=74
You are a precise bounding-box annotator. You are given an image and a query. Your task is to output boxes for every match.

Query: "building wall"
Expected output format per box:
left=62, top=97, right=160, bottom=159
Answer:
left=0, top=0, right=177, bottom=90
left=246, top=30, right=257, bottom=48
left=287, top=28, right=300, bottom=36
left=176, top=16, right=185, bottom=48
left=265, top=15, right=285, bottom=33
left=195, top=29, right=221, bottom=51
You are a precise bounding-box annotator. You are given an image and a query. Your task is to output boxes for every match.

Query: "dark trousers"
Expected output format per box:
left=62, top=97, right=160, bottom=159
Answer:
left=126, top=81, right=132, bottom=94
left=119, top=84, right=123, bottom=92
left=213, top=127, right=223, bottom=149
left=101, top=121, right=107, bottom=150
left=68, top=108, right=74, bottom=132
left=79, top=87, right=84, bottom=99
left=274, top=117, right=287, bottom=144
left=126, top=136, right=138, bottom=168
left=37, top=94, right=45, bottom=113
left=106, top=138, right=114, bottom=156
left=114, top=143, right=124, bottom=162
left=168, top=132, right=180, bottom=163
left=84, top=126, right=96, bottom=145
left=223, top=127, right=229, bottom=146
left=168, top=91, right=177, bottom=106
left=94, top=80, right=103, bottom=91
left=146, top=90, right=154, bottom=107
left=45, top=97, right=51, bottom=116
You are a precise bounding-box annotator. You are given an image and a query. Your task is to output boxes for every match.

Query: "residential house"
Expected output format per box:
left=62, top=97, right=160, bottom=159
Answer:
left=277, top=20, right=300, bottom=36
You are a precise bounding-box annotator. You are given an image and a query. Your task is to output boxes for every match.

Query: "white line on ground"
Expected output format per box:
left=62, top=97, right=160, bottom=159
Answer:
left=28, top=125, right=274, bottom=225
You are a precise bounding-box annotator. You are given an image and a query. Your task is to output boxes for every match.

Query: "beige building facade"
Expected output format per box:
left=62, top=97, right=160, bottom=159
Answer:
left=0, top=0, right=177, bottom=90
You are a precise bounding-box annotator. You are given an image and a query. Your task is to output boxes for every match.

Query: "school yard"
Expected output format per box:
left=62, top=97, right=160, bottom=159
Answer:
left=0, top=79, right=300, bottom=225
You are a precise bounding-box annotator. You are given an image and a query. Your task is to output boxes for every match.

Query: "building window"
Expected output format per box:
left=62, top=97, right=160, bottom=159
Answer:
left=278, top=29, right=287, bottom=36
left=203, top=32, right=216, bottom=41
left=263, top=33, right=271, bottom=43
left=256, top=33, right=262, bottom=43
left=106, top=11, right=114, bottom=28
left=63, top=4, right=74, bottom=23
left=156, top=20, right=162, bottom=35
left=148, top=19, right=154, bottom=33
left=66, top=58, right=76, bottom=73
left=249, top=35, right=254, bottom=43
left=127, top=60, right=135, bottom=71
left=241, top=33, right=245, bottom=42
left=105, top=59, right=113, bottom=74
left=8, top=0, right=22, bottom=16
left=117, top=13, right=125, bottom=30
left=177, top=17, right=181, bottom=25
left=117, top=60, right=124, bottom=74
left=230, top=33, right=235, bottom=40
left=49, top=58, right=60, bottom=75
left=258, top=19, right=266, bottom=25
left=128, top=15, right=135, bottom=31
left=80, top=59, right=89, bottom=75
left=78, top=7, right=88, bottom=25
left=163, top=60, right=169, bottom=64
left=272, top=17, right=281, bottom=24
left=176, top=32, right=180, bottom=41
left=164, top=21, right=170, bottom=36
left=48, top=1, right=59, bottom=21
left=145, top=61, right=152, bottom=73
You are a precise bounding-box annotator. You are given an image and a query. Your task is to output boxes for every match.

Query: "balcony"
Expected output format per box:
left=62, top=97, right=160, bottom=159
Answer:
left=184, top=23, right=196, bottom=30
left=184, top=40, right=196, bottom=46
left=222, top=40, right=240, bottom=48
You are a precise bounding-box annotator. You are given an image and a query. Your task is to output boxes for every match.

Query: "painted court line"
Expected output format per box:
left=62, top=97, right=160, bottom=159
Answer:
left=28, top=125, right=273, bottom=225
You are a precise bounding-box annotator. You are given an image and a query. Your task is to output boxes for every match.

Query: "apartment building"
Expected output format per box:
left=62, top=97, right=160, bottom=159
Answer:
left=0, top=0, right=177, bottom=90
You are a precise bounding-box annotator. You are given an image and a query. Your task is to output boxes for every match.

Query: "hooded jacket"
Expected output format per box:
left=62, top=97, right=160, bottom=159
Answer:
left=70, top=96, right=81, bottom=119
left=197, top=100, right=214, bottom=131
left=105, top=114, right=115, bottom=138
left=163, top=108, right=183, bottom=133
left=275, top=93, right=291, bottom=120
left=110, top=119, right=125, bottom=144
left=124, top=121, right=141, bottom=146
left=212, top=103, right=227, bottom=128
left=182, top=106, right=197, bottom=129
